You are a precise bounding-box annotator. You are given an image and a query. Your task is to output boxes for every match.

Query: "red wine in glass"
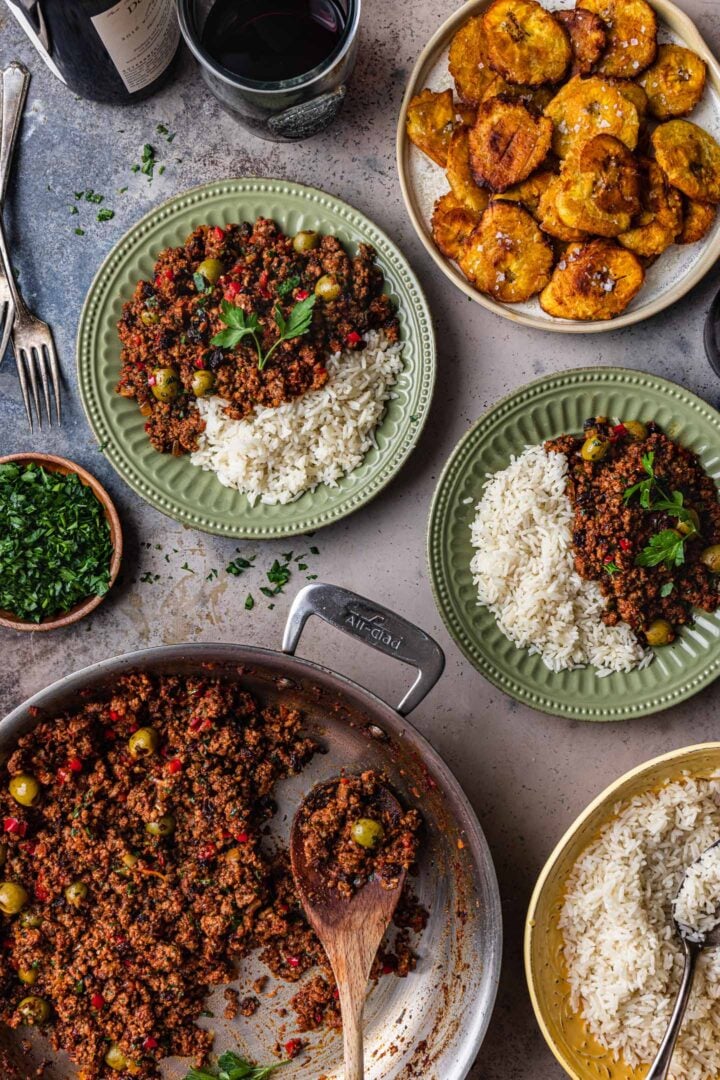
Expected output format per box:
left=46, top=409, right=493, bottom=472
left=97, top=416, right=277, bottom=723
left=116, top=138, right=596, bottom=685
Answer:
left=201, top=0, right=347, bottom=82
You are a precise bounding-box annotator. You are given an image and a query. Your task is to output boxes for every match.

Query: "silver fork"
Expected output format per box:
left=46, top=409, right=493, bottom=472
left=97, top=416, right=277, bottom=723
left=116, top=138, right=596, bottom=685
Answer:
left=0, top=61, right=61, bottom=429
left=0, top=67, right=17, bottom=370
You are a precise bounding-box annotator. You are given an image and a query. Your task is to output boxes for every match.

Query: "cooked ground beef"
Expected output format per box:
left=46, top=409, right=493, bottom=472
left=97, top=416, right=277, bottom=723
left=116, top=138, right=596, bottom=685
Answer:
left=0, top=675, right=425, bottom=1078
left=546, top=419, right=720, bottom=644
left=295, top=771, right=421, bottom=900
left=116, top=219, right=399, bottom=455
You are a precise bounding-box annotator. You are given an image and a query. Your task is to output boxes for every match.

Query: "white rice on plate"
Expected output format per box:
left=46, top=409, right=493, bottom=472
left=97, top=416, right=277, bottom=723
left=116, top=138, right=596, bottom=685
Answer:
left=561, top=775, right=720, bottom=1080
left=190, top=330, right=403, bottom=505
left=469, top=444, right=649, bottom=675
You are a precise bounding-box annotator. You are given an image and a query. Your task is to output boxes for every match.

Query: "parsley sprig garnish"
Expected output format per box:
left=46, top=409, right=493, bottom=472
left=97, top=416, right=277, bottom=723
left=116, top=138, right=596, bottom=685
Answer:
left=623, top=451, right=699, bottom=569
left=211, top=295, right=316, bottom=371
left=185, top=1050, right=287, bottom=1080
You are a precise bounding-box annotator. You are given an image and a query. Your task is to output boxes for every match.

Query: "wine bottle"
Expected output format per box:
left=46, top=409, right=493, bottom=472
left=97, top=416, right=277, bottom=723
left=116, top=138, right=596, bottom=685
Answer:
left=4, top=0, right=181, bottom=104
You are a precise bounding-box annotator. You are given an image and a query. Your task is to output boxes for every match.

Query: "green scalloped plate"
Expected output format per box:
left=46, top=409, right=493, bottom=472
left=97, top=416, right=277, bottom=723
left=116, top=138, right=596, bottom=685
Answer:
left=77, top=179, right=435, bottom=538
left=428, top=368, right=720, bottom=722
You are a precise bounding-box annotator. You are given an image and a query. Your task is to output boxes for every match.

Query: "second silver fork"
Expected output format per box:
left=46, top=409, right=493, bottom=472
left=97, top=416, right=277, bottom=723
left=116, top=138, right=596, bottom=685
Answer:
left=0, top=61, right=61, bottom=430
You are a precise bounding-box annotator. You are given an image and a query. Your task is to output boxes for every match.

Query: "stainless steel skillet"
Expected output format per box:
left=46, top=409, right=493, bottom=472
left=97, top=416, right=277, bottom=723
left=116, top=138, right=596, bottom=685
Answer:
left=0, top=583, right=502, bottom=1079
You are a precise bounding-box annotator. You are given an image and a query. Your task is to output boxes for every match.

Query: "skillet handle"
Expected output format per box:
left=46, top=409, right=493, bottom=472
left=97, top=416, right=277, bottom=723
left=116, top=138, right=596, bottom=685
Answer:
left=282, top=582, right=445, bottom=716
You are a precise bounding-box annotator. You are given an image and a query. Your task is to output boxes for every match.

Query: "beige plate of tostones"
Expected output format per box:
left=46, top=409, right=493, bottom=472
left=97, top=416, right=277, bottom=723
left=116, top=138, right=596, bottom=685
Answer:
left=397, top=0, right=720, bottom=333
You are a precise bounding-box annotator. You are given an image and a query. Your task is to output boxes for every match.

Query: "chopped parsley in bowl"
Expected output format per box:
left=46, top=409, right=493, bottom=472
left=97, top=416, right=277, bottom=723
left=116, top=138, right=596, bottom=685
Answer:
left=0, top=455, right=121, bottom=630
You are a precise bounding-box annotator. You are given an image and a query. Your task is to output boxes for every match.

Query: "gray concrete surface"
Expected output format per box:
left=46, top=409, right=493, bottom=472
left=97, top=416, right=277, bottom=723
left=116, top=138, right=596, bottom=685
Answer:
left=1, top=1, right=720, bottom=1076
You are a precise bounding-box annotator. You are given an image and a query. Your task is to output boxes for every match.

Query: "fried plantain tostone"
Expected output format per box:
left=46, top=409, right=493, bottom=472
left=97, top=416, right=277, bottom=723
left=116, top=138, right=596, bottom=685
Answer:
left=447, top=127, right=492, bottom=213
left=457, top=201, right=554, bottom=301
left=539, top=239, right=644, bottom=319
left=555, top=8, right=607, bottom=76
left=468, top=96, right=553, bottom=192
left=678, top=197, right=716, bottom=244
left=556, top=134, right=641, bottom=236
left=617, top=159, right=683, bottom=258
left=581, top=0, right=657, bottom=79
left=494, top=170, right=555, bottom=219
left=406, top=88, right=456, bottom=167
left=482, top=0, right=571, bottom=86
left=639, top=45, right=707, bottom=120
left=613, top=79, right=649, bottom=120
left=431, top=192, right=481, bottom=259
left=449, top=15, right=498, bottom=106
left=544, top=75, right=639, bottom=158
left=652, top=120, right=720, bottom=203
left=537, top=175, right=590, bottom=241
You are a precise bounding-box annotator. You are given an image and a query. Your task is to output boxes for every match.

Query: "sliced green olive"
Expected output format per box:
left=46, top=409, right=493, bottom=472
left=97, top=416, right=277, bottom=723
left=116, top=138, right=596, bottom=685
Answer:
left=581, top=436, right=609, bottom=463
left=150, top=367, right=181, bottom=403
left=105, top=1044, right=140, bottom=1073
left=0, top=881, right=29, bottom=916
left=314, top=274, right=341, bottom=301
left=677, top=509, right=700, bottom=537
left=140, top=310, right=159, bottom=326
left=128, top=727, right=159, bottom=759
left=9, top=774, right=40, bottom=808
left=191, top=369, right=215, bottom=397
left=351, top=818, right=385, bottom=850
left=19, top=910, right=42, bottom=929
left=146, top=814, right=175, bottom=838
left=623, top=420, right=648, bottom=440
left=17, top=995, right=50, bottom=1025
left=700, top=545, right=720, bottom=573
left=18, top=966, right=38, bottom=986
left=293, top=230, right=319, bottom=253
left=197, top=257, right=224, bottom=285
left=65, top=881, right=88, bottom=907
left=121, top=853, right=139, bottom=872
left=646, top=618, right=673, bottom=646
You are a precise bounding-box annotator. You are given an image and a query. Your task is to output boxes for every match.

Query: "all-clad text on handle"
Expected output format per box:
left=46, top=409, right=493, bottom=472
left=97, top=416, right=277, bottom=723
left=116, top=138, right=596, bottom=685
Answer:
left=282, top=582, right=445, bottom=715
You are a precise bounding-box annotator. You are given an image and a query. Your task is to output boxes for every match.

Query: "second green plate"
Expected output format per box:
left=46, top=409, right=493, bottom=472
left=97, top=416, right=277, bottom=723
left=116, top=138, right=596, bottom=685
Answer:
left=78, top=179, right=435, bottom=538
left=428, top=367, right=720, bottom=721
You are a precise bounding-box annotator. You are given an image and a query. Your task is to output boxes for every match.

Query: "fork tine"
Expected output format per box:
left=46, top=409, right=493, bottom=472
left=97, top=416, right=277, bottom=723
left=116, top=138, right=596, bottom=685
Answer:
left=22, top=346, right=42, bottom=429
left=33, top=346, right=52, bottom=426
left=12, top=344, right=32, bottom=432
left=44, top=338, right=61, bottom=425
left=0, top=299, right=12, bottom=365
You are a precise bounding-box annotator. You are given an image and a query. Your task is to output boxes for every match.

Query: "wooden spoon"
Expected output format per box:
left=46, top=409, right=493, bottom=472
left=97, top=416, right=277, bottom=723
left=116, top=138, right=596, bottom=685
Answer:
left=290, top=779, right=406, bottom=1080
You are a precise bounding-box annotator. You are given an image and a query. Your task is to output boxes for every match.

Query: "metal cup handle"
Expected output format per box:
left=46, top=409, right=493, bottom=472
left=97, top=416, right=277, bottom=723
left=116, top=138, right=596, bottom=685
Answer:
left=282, top=582, right=445, bottom=716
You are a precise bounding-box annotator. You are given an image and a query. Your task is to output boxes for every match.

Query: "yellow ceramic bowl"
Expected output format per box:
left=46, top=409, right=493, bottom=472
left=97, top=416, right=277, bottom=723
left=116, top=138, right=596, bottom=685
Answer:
left=525, top=743, right=720, bottom=1079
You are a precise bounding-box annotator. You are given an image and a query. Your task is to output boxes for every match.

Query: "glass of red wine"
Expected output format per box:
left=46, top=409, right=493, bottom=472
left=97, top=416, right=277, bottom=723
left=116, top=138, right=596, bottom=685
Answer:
left=177, top=0, right=361, bottom=142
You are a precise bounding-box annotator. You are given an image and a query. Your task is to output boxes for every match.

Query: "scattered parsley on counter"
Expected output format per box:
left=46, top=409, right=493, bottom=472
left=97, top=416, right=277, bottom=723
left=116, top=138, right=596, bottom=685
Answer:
left=226, top=553, right=257, bottom=577
left=0, top=462, right=112, bottom=622
left=156, top=122, right=176, bottom=142
left=97, top=208, right=115, bottom=222
left=245, top=594, right=254, bottom=610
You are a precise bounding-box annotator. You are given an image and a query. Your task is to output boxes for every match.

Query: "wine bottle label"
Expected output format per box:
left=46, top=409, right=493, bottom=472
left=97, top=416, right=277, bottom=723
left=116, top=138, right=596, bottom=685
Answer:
left=90, top=0, right=179, bottom=94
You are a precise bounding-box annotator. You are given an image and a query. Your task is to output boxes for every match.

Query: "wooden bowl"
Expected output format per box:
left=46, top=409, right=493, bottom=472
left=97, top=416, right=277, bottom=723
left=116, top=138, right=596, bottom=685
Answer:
left=0, top=453, right=123, bottom=632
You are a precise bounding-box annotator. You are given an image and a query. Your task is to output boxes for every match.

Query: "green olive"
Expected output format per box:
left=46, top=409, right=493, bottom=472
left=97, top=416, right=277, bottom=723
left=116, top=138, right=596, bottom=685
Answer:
left=146, top=814, right=175, bottom=838
left=65, top=881, right=88, bottom=908
left=581, top=436, right=610, bottom=463
left=677, top=509, right=700, bottom=537
left=18, top=966, right=38, bottom=986
left=140, top=310, right=159, bottom=326
left=646, top=618, right=673, bottom=647
left=19, top=910, right=42, bottom=929
left=17, top=995, right=50, bottom=1025
left=314, top=274, right=341, bottom=302
left=191, top=369, right=215, bottom=398
left=623, top=420, right=648, bottom=440
left=351, top=818, right=385, bottom=850
left=293, top=230, right=319, bottom=253
left=701, top=545, right=720, bottom=573
left=197, top=257, right=224, bottom=285
left=0, top=881, right=29, bottom=916
left=128, top=727, right=159, bottom=759
left=105, top=1044, right=140, bottom=1073
left=9, top=774, right=40, bottom=808
left=120, top=853, right=139, bottom=873
left=150, top=367, right=181, bottom=403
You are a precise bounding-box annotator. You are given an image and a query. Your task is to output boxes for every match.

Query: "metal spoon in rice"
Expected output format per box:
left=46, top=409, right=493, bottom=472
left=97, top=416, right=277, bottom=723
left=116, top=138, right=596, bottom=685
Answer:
left=646, top=839, right=720, bottom=1080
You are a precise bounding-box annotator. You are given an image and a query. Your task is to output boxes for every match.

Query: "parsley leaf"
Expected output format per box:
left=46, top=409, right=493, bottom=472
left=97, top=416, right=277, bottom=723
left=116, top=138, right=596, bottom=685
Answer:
left=604, top=562, right=620, bottom=575
left=636, top=530, right=687, bottom=569
left=660, top=581, right=675, bottom=597
left=276, top=275, right=300, bottom=298
left=184, top=1051, right=287, bottom=1080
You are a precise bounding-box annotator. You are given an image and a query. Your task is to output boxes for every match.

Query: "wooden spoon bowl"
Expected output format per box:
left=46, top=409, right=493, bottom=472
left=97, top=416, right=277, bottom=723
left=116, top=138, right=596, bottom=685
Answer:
left=291, top=778, right=407, bottom=1080
left=0, top=453, right=122, bottom=632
